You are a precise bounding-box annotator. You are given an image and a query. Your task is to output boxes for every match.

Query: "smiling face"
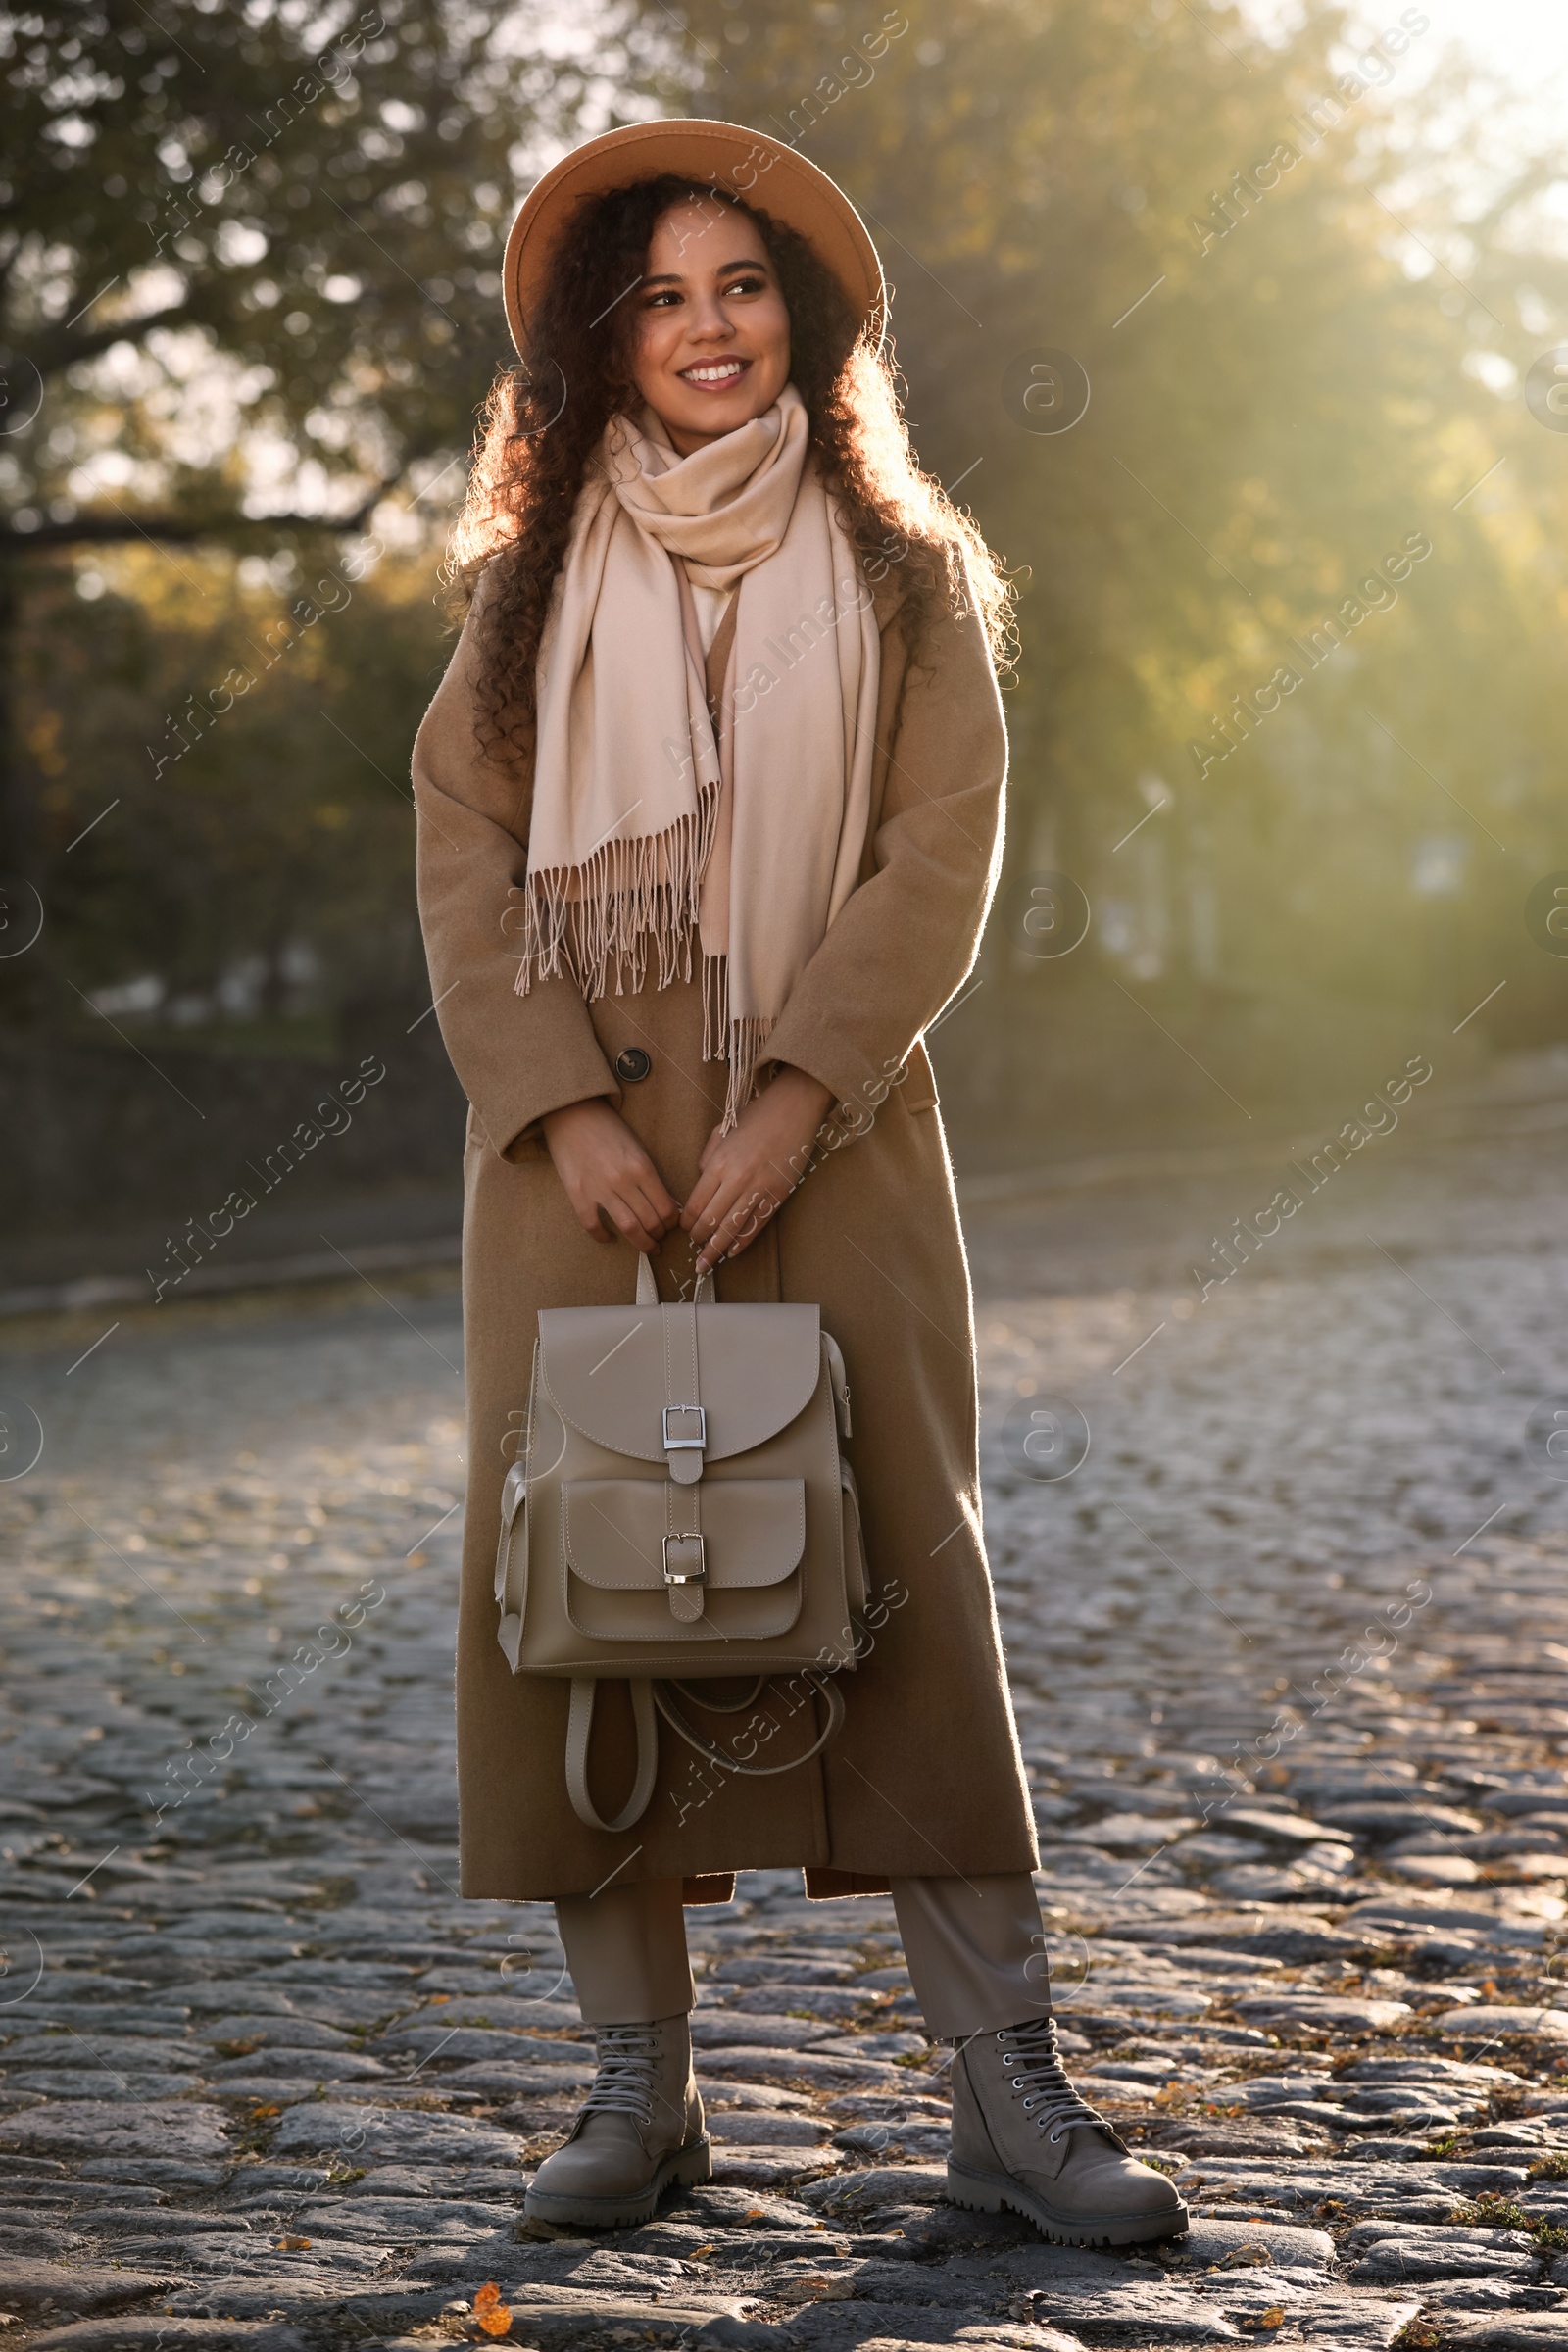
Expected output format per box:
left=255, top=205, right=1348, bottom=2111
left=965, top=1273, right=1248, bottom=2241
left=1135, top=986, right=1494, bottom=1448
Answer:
left=627, top=196, right=792, bottom=456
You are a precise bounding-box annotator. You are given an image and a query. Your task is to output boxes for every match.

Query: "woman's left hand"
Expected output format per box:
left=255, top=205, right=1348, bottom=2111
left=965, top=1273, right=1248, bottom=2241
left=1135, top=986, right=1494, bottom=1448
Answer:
left=682, top=1064, right=835, bottom=1273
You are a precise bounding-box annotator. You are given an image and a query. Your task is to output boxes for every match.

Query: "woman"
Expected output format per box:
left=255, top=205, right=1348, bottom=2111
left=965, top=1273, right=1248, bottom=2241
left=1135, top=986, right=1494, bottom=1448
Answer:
left=414, top=118, right=1183, bottom=2249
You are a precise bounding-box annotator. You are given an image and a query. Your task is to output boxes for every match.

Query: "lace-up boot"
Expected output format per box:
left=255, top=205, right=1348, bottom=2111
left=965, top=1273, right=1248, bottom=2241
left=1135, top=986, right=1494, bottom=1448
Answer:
left=523, top=2014, right=710, bottom=2227
left=947, top=2015, right=1187, bottom=2246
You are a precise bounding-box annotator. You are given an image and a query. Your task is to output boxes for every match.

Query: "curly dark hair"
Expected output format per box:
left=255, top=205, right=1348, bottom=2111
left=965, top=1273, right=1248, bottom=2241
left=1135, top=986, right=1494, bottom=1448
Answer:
left=448, top=174, right=1011, bottom=767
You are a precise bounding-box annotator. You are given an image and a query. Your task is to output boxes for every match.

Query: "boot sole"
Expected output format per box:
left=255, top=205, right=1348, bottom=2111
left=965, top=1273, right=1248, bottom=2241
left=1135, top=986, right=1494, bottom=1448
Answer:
left=523, top=2134, right=712, bottom=2230
left=946, top=2157, right=1189, bottom=2249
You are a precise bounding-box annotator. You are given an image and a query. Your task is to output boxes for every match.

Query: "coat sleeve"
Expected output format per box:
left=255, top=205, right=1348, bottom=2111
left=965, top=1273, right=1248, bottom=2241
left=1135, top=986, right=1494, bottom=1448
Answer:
left=412, top=590, right=617, bottom=1161
left=763, top=569, right=1007, bottom=1115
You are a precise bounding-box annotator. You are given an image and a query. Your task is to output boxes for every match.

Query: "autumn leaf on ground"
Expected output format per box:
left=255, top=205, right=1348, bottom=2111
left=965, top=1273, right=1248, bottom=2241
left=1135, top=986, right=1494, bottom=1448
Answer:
left=786, top=2275, right=853, bottom=2302
left=1262, top=2308, right=1286, bottom=2328
left=472, top=2281, right=513, bottom=2337
left=273, top=2235, right=311, bottom=2251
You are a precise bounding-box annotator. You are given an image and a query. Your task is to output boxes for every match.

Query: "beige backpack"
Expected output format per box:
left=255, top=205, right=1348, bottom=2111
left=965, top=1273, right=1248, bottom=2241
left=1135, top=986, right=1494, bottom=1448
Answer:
left=495, top=1253, right=867, bottom=1831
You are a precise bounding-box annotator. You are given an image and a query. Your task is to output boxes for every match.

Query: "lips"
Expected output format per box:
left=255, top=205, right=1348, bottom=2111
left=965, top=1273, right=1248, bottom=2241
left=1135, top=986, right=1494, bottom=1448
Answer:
left=678, top=359, right=749, bottom=388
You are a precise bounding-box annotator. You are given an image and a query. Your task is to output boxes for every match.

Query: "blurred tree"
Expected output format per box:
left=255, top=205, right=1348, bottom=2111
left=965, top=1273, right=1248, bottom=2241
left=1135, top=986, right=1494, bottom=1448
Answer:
left=19, top=548, right=444, bottom=1033
left=8, top=0, right=1568, bottom=1205
left=0, top=0, right=655, bottom=877
left=662, top=0, right=1568, bottom=1121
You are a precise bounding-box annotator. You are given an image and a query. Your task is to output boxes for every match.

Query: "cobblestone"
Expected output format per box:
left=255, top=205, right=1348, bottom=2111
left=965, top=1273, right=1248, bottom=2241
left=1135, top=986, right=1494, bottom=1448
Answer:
left=1, top=1118, right=1567, bottom=2347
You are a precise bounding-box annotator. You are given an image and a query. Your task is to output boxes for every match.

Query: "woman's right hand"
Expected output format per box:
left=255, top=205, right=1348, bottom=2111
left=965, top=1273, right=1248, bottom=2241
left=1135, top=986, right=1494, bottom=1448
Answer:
left=540, top=1098, right=680, bottom=1254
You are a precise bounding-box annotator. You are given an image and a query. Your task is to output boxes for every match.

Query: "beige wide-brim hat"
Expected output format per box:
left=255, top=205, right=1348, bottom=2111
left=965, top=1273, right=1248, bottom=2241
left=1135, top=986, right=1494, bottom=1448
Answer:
left=502, top=119, right=886, bottom=355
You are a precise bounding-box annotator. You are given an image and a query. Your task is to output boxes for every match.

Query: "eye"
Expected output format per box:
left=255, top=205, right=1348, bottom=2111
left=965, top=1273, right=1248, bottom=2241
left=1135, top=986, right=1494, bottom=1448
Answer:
left=644, top=288, right=683, bottom=309
left=722, top=271, right=767, bottom=296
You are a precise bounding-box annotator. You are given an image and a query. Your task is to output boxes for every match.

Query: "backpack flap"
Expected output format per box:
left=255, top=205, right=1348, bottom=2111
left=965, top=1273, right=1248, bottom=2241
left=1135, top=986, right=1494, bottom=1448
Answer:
left=564, top=1476, right=806, bottom=1643
left=538, top=1301, right=822, bottom=1473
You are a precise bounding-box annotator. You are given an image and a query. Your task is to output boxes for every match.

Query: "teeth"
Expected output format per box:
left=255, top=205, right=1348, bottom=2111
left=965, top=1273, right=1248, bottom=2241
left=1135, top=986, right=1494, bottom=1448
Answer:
left=684, top=364, right=743, bottom=382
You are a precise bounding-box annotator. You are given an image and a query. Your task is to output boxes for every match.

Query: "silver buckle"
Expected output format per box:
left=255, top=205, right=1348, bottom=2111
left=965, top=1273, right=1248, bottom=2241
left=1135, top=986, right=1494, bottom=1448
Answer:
left=662, top=1531, right=707, bottom=1585
left=662, top=1404, right=707, bottom=1451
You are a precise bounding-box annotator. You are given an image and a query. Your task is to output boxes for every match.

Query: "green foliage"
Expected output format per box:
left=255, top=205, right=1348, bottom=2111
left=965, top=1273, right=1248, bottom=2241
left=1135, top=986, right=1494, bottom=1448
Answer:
left=0, top=0, right=647, bottom=532
left=7, top=0, right=1568, bottom=1160
left=0, top=0, right=649, bottom=997
left=1453, top=2192, right=1532, bottom=2229
left=671, top=0, right=1568, bottom=1099
left=17, top=546, right=445, bottom=1024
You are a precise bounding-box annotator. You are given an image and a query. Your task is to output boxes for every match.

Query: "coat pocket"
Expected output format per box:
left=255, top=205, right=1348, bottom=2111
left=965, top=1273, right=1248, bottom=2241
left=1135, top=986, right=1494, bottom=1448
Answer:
left=901, top=1038, right=939, bottom=1114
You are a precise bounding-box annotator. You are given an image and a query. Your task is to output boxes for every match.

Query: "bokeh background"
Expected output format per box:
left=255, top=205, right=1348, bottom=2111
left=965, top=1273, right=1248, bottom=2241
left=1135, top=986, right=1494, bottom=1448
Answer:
left=3, top=0, right=1566, bottom=1300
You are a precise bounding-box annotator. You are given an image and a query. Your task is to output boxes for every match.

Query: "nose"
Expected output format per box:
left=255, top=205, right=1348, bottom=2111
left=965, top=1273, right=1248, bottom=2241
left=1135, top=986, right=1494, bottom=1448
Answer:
left=684, top=290, right=736, bottom=343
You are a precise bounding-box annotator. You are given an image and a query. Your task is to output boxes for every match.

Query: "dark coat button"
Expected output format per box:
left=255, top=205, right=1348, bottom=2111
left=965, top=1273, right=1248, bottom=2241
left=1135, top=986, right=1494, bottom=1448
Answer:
left=614, top=1047, right=652, bottom=1084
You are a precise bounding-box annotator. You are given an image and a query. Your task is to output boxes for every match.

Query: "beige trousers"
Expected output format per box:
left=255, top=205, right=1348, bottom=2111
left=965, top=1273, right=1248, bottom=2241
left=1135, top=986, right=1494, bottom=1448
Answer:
left=555, top=1872, right=1053, bottom=2034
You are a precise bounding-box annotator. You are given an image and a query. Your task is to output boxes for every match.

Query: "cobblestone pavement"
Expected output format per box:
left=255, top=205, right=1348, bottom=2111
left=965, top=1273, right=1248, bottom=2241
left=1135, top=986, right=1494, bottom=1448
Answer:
left=3, top=1114, right=1568, bottom=2352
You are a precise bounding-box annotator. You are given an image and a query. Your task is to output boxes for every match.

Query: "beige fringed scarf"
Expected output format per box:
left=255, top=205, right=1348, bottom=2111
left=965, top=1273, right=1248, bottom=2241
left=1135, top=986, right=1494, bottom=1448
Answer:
left=514, top=383, right=880, bottom=1129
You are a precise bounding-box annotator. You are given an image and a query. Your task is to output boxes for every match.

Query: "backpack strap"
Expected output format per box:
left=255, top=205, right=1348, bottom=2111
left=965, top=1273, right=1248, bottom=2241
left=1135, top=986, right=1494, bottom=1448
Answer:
left=563, top=1668, right=847, bottom=1832
left=654, top=1673, right=845, bottom=1778
left=565, top=1677, right=660, bottom=1834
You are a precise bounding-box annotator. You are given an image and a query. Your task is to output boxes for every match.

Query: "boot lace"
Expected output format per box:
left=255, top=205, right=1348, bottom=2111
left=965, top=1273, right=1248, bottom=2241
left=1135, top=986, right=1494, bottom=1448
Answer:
left=993, top=2015, right=1111, bottom=2146
left=580, top=2023, right=660, bottom=2127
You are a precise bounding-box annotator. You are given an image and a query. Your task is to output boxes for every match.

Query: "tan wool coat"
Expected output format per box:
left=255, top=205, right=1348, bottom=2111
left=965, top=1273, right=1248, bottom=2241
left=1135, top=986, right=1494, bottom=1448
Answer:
left=413, top=559, right=1039, bottom=1905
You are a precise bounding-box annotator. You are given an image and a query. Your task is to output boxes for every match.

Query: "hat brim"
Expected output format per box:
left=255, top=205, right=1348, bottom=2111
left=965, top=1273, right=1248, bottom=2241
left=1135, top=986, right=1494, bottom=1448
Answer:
left=502, top=119, right=886, bottom=356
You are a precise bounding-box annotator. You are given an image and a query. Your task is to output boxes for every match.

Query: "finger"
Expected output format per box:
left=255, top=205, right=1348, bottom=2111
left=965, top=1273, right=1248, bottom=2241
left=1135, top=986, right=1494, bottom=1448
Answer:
left=688, top=1176, right=736, bottom=1250
left=728, top=1191, right=777, bottom=1253
left=681, top=1161, right=725, bottom=1236
left=694, top=1159, right=761, bottom=1245
left=600, top=1194, right=663, bottom=1254
left=692, top=1183, right=740, bottom=1265
left=647, top=1169, right=682, bottom=1227
left=628, top=1180, right=678, bottom=1239
left=698, top=1211, right=747, bottom=1271
left=759, top=1143, right=807, bottom=1196
left=699, top=1212, right=764, bottom=1272
left=623, top=1152, right=680, bottom=1226
left=697, top=1187, right=776, bottom=1270
left=696, top=1123, right=725, bottom=1174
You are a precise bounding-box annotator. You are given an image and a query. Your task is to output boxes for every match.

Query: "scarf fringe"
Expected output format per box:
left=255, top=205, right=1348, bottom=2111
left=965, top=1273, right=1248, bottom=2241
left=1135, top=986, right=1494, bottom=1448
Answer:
left=513, top=791, right=770, bottom=1132
left=702, top=944, right=771, bottom=1133
left=723, top=1013, right=774, bottom=1136
left=513, top=782, right=718, bottom=1006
